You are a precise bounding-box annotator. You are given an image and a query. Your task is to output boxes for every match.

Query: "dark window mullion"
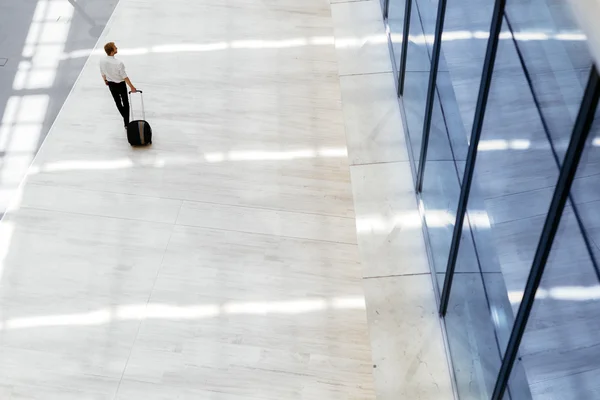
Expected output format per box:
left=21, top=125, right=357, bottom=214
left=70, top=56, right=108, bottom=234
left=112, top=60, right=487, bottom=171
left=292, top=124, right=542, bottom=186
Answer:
left=439, top=0, right=507, bottom=316
left=414, top=0, right=448, bottom=192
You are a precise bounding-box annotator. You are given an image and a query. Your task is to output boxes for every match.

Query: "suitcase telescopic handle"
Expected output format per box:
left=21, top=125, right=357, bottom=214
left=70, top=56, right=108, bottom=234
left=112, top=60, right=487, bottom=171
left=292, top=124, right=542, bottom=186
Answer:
left=128, top=90, right=145, bottom=121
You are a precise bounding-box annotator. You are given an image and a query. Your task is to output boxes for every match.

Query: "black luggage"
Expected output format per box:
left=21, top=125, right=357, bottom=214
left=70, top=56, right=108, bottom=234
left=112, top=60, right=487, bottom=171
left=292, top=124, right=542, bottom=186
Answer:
left=127, top=90, right=152, bottom=146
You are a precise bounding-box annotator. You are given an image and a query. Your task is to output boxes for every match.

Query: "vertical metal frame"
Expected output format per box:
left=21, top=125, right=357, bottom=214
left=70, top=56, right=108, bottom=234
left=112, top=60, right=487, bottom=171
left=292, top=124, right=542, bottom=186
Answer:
left=414, top=0, right=448, bottom=192
left=383, top=0, right=390, bottom=19
left=439, top=0, right=506, bottom=316
left=397, top=0, right=413, bottom=97
left=491, top=66, right=600, bottom=400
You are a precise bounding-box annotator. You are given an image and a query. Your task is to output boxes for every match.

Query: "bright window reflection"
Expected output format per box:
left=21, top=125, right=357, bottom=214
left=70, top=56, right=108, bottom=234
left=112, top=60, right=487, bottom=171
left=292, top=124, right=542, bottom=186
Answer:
left=118, top=304, right=220, bottom=320
left=25, top=147, right=350, bottom=175
left=478, top=139, right=532, bottom=151
left=0, top=296, right=366, bottom=331
left=6, top=309, right=111, bottom=329
left=222, top=299, right=327, bottom=315
left=56, top=30, right=587, bottom=61
left=29, top=159, right=135, bottom=174
left=356, top=209, right=491, bottom=232
left=204, top=148, right=347, bottom=162
left=509, top=285, right=600, bottom=303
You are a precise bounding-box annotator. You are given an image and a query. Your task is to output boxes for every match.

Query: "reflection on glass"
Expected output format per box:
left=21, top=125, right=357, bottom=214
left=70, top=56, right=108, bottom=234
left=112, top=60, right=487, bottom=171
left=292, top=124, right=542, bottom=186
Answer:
left=386, top=0, right=599, bottom=395
left=401, top=0, right=435, bottom=168
left=424, top=0, right=504, bottom=397
left=389, top=0, right=600, bottom=394
left=498, top=1, right=597, bottom=398
left=387, top=0, right=406, bottom=73
left=506, top=0, right=592, bottom=160
left=510, top=114, right=600, bottom=399
left=518, top=204, right=600, bottom=399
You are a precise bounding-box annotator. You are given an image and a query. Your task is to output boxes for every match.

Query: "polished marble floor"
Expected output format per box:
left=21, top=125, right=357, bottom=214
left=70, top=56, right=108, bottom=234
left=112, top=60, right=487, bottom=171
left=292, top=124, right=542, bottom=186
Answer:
left=0, top=0, right=387, bottom=398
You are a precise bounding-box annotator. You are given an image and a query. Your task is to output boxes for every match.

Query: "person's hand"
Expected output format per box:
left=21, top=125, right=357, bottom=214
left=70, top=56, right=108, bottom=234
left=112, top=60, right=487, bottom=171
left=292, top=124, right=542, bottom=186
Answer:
left=131, top=87, right=137, bottom=93
left=104, top=80, right=108, bottom=85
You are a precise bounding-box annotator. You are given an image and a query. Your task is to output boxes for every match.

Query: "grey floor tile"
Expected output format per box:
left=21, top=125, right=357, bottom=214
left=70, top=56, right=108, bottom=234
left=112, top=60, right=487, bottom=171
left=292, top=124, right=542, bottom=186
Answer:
left=364, top=274, right=454, bottom=399
left=340, top=73, right=409, bottom=165
left=331, top=0, right=393, bottom=75
left=350, top=162, right=430, bottom=277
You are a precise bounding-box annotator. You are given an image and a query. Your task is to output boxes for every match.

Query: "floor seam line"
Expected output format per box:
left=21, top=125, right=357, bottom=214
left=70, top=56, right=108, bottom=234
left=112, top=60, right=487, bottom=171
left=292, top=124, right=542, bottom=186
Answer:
left=14, top=206, right=176, bottom=226
left=13, top=205, right=358, bottom=244
left=339, top=71, right=393, bottom=77
left=363, top=272, right=430, bottom=279
left=175, top=222, right=359, bottom=246
left=24, top=183, right=356, bottom=220
left=350, top=159, right=411, bottom=167
left=114, top=207, right=180, bottom=397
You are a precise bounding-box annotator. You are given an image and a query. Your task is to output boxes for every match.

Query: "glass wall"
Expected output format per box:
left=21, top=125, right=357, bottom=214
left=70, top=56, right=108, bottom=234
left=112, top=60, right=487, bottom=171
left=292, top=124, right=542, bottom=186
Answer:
left=381, top=0, right=600, bottom=398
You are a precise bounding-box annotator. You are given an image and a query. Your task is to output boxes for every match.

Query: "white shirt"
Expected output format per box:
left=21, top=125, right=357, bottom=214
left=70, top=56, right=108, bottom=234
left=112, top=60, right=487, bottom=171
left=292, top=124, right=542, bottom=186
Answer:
left=99, top=56, right=127, bottom=83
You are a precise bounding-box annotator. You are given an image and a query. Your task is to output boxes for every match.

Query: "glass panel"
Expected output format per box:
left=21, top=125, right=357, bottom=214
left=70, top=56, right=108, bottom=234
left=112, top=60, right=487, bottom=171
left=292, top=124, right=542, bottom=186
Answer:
left=387, top=0, right=599, bottom=396
left=402, top=0, right=435, bottom=169
left=453, top=15, right=553, bottom=397
left=422, top=0, right=498, bottom=396
left=517, top=111, right=600, bottom=398
left=497, top=1, right=596, bottom=398
left=441, top=1, right=594, bottom=398
left=388, top=0, right=406, bottom=74
left=420, top=0, right=489, bottom=288
left=507, top=0, right=591, bottom=160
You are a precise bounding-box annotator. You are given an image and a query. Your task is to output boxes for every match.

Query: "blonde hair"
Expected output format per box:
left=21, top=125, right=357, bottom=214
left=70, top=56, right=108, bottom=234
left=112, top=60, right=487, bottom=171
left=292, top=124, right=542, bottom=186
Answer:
left=104, top=42, right=116, bottom=55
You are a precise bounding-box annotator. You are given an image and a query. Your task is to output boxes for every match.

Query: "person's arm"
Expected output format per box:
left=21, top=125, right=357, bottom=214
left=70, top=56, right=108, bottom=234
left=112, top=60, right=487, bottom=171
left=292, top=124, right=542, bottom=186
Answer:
left=124, top=77, right=137, bottom=92
left=100, top=63, right=108, bottom=85
left=120, top=62, right=136, bottom=92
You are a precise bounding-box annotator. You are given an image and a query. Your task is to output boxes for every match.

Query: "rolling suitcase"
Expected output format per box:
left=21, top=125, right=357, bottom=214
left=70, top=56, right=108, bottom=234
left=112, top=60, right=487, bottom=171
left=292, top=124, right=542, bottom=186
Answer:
left=127, top=90, right=152, bottom=146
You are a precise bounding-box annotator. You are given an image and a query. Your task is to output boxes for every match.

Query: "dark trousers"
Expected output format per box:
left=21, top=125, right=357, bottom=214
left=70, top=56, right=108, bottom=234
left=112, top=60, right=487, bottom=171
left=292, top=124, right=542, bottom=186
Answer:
left=107, top=81, right=129, bottom=126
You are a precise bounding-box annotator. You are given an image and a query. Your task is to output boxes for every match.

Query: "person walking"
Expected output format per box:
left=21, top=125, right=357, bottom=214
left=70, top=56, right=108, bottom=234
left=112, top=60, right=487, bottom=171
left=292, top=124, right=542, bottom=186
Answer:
left=99, top=42, right=137, bottom=130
